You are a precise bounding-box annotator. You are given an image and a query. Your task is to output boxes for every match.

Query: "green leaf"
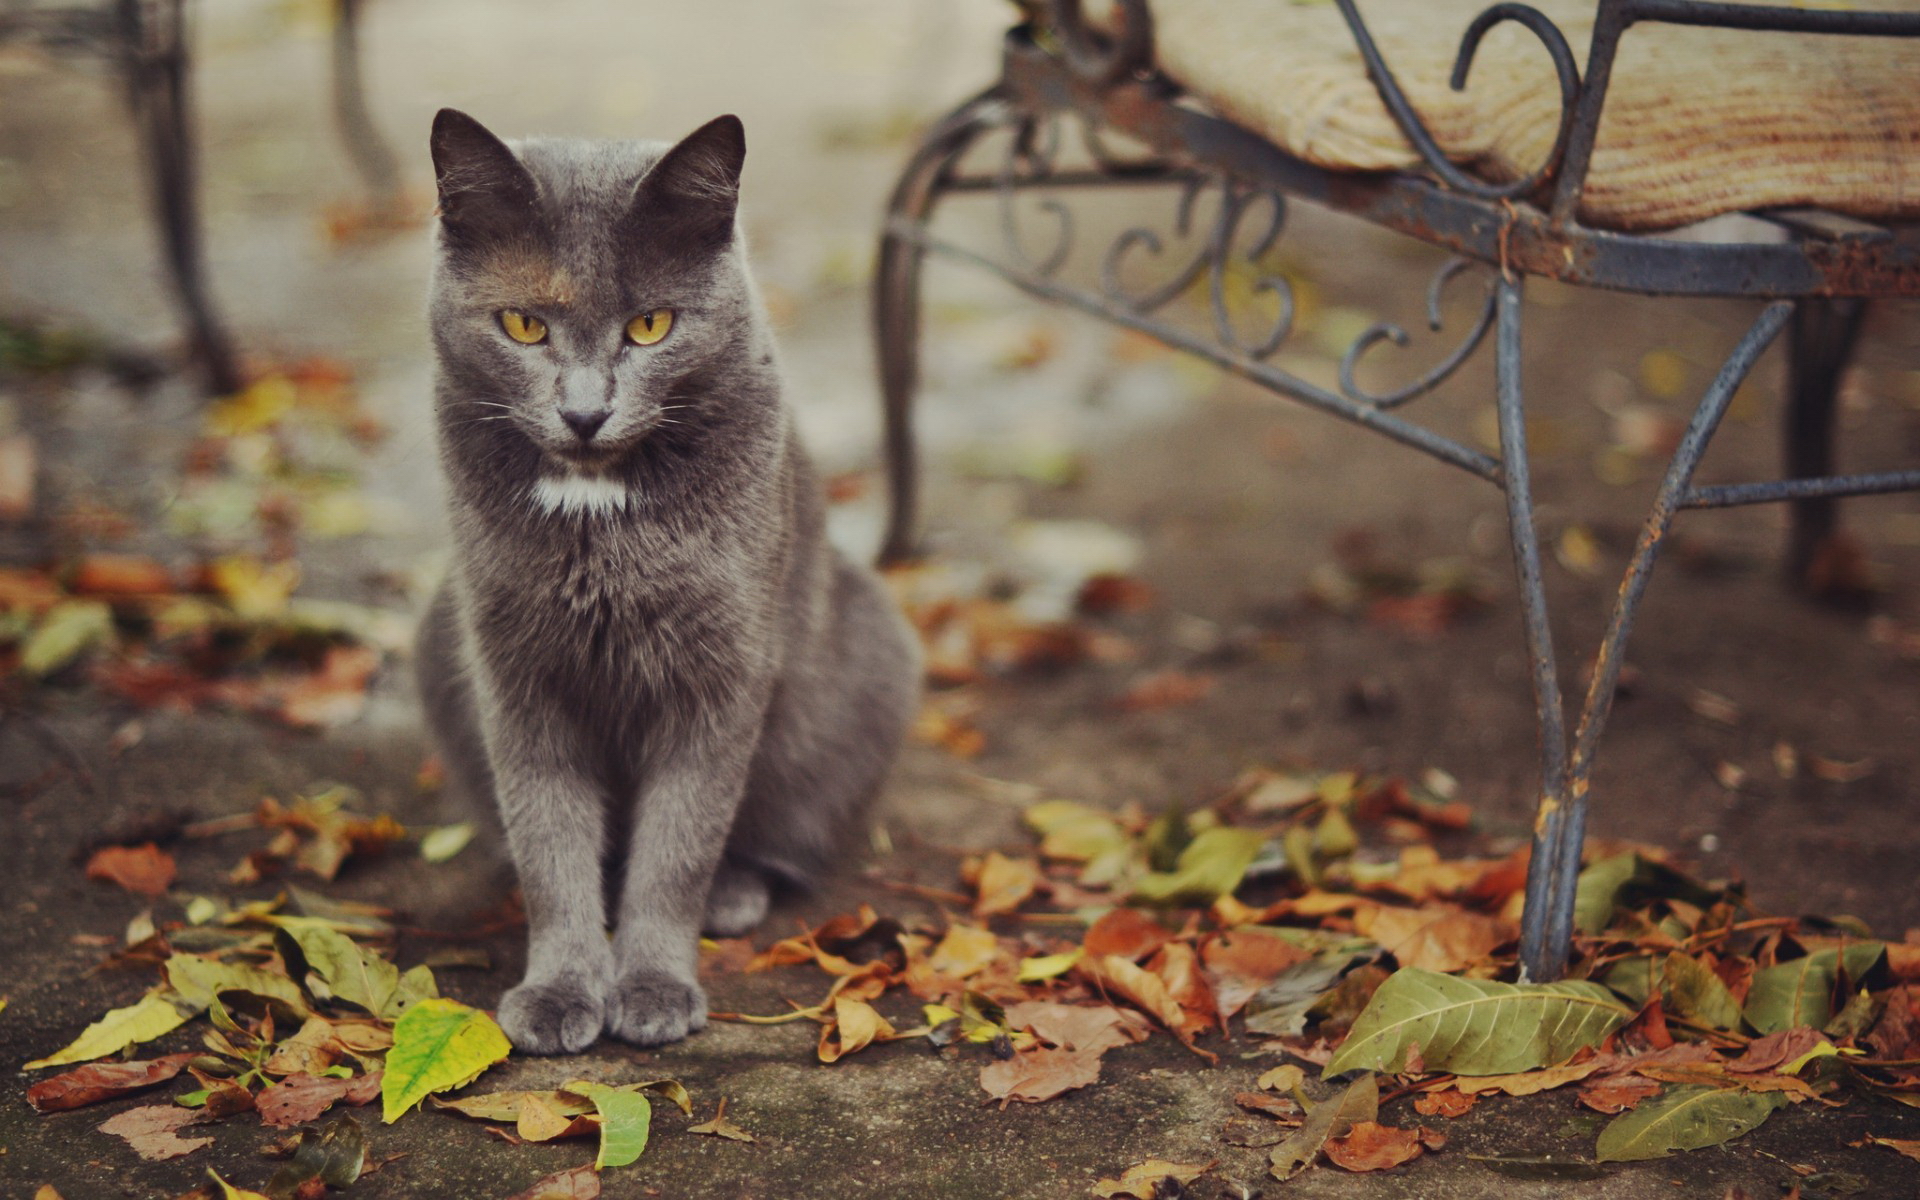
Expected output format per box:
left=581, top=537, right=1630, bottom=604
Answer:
left=1130, top=827, right=1265, bottom=906
left=1022, top=800, right=1128, bottom=862
left=1572, top=853, right=1640, bottom=935
left=419, top=823, right=475, bottom=863
left=1599, top=956, right=1660, bottom=1007
left=564, top=1080, right=654, bottom=1170
left=1594, top=1085, right=1787, bottom=1162
left=20, top=599, right=114, bottom=675
left=164, top=954, right=313, bottom=1018
left=1745, top=952, right=1838, bottom=1035
left=275, top=923, right=432, bottom=1019
left=23, top=988, right=200, bottom=1069
left=1660, top=954, right=1743, bottom=1032
left=1324, top=968, right=1631, bottom=1077
left=381, top=998, right=511, bottom=1123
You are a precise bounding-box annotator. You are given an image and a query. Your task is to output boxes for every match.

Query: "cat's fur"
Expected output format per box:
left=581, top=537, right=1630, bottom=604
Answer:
left=415, top=109, right=920, bottom=1054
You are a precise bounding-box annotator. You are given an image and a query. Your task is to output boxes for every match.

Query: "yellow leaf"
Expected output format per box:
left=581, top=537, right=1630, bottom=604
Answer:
left=928, top=925, right=1000, bottom=978
left=1638, top=349, right=1689, bottom=399
left=206, top=375, right=296, bottom=437
left=819, top=997, right=896, bottom=1063
left=381, top=998, right=511, bottom=1122
left=19, top=600, right=114, bottom=676
left=972, top=851, right=1040, bottom=916
left=1093, top=1159, right=1215, bottom=1199
left=24, top=989, right=197, bottom=1070
left=208, top=556, right=301, bottom=621
left=205, top=1169, right=272, bottom=1200
left=1017, top=947, right=1084, bottom=983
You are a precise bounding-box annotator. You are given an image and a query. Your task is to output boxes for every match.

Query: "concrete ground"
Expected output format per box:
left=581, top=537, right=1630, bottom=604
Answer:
left=4, top=2, right=1920, bottom=1197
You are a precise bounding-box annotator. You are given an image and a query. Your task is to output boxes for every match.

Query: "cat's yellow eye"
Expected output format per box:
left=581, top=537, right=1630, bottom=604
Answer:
left=626, top=309, right=674, bottom=347
left=499, top=309, right=547, bottom=345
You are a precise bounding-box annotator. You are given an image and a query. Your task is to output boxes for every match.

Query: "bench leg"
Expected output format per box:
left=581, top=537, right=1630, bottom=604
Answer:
left=876, top=89, right=1008, bottom=566
left=1513, top=298, right=1796, bottom=981
left=1783, top=298, right=1869, bottom=596
left=117, top=0, right=242, bottom=396
left=330, top=0, right=401, bottom=206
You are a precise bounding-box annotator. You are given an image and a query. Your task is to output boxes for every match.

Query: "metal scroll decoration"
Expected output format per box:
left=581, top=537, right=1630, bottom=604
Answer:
left=991, top=109, right=1499, bottom=409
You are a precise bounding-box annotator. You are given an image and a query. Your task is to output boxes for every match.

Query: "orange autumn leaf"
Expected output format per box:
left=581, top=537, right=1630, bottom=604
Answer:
left=978, top=1044, right=1105, bottom=1106
left=818, top=996, right=895, bottom=1063
left=1323, top=1121, right=1440, bottom=1172
left=1577, top=1074, right=1662, bottom=1114
left=1354, top=904, right=1512, bottom=973
left=928, top=924, right=1002, bottom=979
left=1145, top=942, right=1218, bottom=1037
left=970, top=851, right=1041, bottom=917
left=69, top=554, right=173, bottom=596
left=1455, top=1059, right=1602, bottom=1097
left=84, top=843, right=176, bottom=897
left=1412, top=1089, right=1477, bottom=1118
left=1082, top=908, right=1173, bottom=962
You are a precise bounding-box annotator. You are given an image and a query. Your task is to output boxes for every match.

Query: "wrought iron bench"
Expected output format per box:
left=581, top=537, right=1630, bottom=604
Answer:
left=871, top=0, right=1920, bottom=981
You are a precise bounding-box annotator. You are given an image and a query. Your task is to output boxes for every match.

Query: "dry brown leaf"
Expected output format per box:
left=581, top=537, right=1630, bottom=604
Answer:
left=1146, top=942, right=1218, bottom=1038
left=504, top=1165, right=601, bottom=1200
left=1455, top=1059, right=1601, bottom=1096
left=1324, top=1121, right=1437, bottom=1172
left=276, top=644, right=381, bottom=729
left=255, top=1070, right=380, bottom=1128
left=1853, top=1135, right=1920, bottom=1163
left=1727, top=1028, right=1828, bottom=1074
left=84, top=843, right=176, bottom=897
left=1003, top=1001, right=1151, bottom=1054
left=26, top=1053, right=197, bottom=1112
left=1354, top=905, right=1511, bottom=974
left=971, top=851, right=1041, bottom=917
left=688, top=1097, right=755, bottom=1142
left=1091, top=1158, right=1213, bottom=1198
left=1577, top=1074, right=1663, bottom=1114
left=1082, top=909, right=1172, bottom=963
left=1412, top=1088, right=1477, bottom=1118
left=1202, top=928, right=1314, bottom=1020
left=979, top=1044, right=1105, bottom=1106
left=263, top=1017, right=340, bottom=1077
left=97, top=1104, right=212, bottom=1161
left=1235, top=1090, right=1300, bottom=1118
left=516, top=1093, right=597, bottom=1142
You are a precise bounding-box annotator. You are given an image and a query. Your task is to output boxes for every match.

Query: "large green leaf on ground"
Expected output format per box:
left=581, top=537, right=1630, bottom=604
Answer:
left=564, top=1081, right=653, bottom=1170
left=381, top=998, right=511, bottom=1123
left=1594, top=1085, right=1787, bottom=1162
left=1572, top=853, right=1718, bottom=936
left=1745, top=952, right=1844, bottom=1034
left=1660, top=954, right=1743, bottom=1032
left=1130, top=827, right=1266, bottom=906
left=23, top=989, right=201, bottom=1070
left=1324, top=968, right=1631, bottom=1077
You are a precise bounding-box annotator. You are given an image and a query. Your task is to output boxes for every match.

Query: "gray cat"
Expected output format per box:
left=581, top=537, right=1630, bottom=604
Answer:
left=414, top=109, right=921, bottom=1054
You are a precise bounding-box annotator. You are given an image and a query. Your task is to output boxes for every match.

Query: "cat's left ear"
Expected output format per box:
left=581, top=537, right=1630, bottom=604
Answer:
left=629, top=115, right=746, bottom=246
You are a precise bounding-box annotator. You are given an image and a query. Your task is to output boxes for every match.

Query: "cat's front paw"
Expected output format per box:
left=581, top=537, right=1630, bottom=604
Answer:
left=605, top=970, right=707, bottom=1047
left=500, top=974, right=606, bottom=1055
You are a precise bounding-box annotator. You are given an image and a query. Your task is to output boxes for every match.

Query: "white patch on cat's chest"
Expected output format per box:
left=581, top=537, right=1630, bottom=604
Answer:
left=533, top=473, right=631, bottom=517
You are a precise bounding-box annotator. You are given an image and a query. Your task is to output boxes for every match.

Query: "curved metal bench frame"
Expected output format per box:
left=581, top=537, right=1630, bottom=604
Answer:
left=873, top=0, right=1920, bottom=981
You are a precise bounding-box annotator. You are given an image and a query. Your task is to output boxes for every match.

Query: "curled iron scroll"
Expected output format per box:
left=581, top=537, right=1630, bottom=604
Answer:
left=997, top=116, right=1075, bottom=278
left=1044, top=0, right=1155, bottom=86
left=1339, top=257, right=1497, bottom=409
left=1334, top=0, right=1582, bottom=200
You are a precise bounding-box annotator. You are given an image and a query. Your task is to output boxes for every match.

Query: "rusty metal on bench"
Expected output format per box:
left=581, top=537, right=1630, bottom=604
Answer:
left=872, top=0, right=1920, bottom=982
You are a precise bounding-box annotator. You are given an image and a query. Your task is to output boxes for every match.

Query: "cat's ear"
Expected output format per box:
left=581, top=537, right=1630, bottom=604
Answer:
left=430, top=108, right=542, bottom=244
left=629, top=115, right=746, bottom=246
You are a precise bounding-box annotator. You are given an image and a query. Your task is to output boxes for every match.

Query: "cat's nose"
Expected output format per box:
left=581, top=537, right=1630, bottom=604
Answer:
left=561, top=409, right=609, bottom=441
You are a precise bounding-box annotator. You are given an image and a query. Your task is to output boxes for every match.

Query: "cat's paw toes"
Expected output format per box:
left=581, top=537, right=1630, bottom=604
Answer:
left=606, top=971, right=707, bottom=1046
left=500, top=975, right=605, bottom=1055
left=702, top=868, right=771, bottom=938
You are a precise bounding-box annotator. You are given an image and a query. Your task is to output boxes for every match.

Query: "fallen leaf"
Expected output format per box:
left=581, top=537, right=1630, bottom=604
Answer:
left=1595, top=1086, right=1787, bottom=1162
left=1024, top=800, right=1130, bottom=863
left=25, top=1053, right=197, bottom=1112
left=1131, top=826, right=1264, bottom=906
left=70, top=554, right=173, bottom=595
left=1578, top=1074, right=1664, bottom=1114
left=98, top=1104, right=213, bottom=1161
left=818, top=996, right=896, bottom=1063
left=263, top=1115, right=365, bottom=1195
left=1413, top=1089, right=1477, bottom=1118
left=1353, top=905, right=1511, bottom=974
left=1115, top=669, right=1215, bottom=712
left=563, top=1080, right=653, bottom=1170
left=1007, top=1002, right=1151, bottom=1056
left=979, top=1044, right=1105, bottom=1106
left=165, top=954, right=311, bottom=1018
left=277, top=643, right=380, bottom=729
left=84, top=843, right=176, bottom=897
left=1324, top=1121, right=1435, bottom=1172
left=381, top=998, right=511, bottom=1122
left=1727, top=1028, right=1829, bottom=1074
left=928, top=924, right=1001, bottom=978
left=1661, top=954, right=1744, bottom=1032
left=971, top=851, right=1041, bottom=917
left=1082, top=909, right=1173, bottom=962
left=1455, top=1059, right=1601, bottom=1096
left=20, top=600, right=114, bottom=675
left=205, top=1169, right=272, bottom=1200
left=1091, top=1158, right=1214, bottom=1198
left=516, top=1093, right=597, bottom=1142
left=1270, top=1074, right=1378, bottom=1180
left=1853, top=1135, right=1920, bottom=1163
left=275, top=922, right=434, bottom=1020
left=24, top=989, right=198, bottom=1069
left=1324, top=969, right=1630, bottom=1076
left=1243, top=950, right=1374, bottom=1038
left=418, top=823, right=475, bottom=863
left=688, top=1097, right=755, bottom=1142
left=258, top=1071, right=381, bottom=1128
left=504, top=1165, right=600, bottom=1200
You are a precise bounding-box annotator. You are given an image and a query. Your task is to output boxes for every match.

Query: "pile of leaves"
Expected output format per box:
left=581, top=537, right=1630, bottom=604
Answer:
left=702, top=767, right=1920, bottom=1188
left=1, top=363, right=407, bottom=728
left=18, top=890, right=723, bottom=1199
